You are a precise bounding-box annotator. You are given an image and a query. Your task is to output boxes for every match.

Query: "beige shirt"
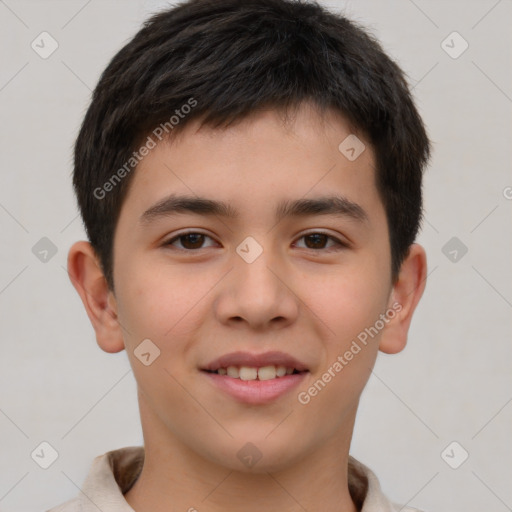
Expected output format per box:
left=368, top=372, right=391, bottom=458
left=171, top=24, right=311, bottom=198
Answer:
left=46, top=446, right=423, bottom=512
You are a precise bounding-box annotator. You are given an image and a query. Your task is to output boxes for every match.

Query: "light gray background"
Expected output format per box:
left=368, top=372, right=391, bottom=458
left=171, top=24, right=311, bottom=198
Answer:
left=1, top=1, right=511, bottom=511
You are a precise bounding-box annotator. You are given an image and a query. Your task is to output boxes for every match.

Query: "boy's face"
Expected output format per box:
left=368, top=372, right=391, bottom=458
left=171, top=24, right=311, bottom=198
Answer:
left=71, top=103, right=426, bottom=472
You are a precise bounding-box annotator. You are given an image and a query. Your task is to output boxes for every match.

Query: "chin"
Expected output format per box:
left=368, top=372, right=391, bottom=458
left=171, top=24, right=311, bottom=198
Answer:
left=198, top=434, right=309, bottom=474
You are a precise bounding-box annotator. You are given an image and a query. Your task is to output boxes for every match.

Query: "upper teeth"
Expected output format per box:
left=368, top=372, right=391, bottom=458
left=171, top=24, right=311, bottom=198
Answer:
left=216, top=365, right=295, bottom=380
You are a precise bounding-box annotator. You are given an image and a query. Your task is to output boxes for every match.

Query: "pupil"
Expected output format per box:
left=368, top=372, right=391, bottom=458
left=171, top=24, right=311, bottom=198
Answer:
left=306, top=233, right=326, bottom=249
left=183, top=233, right=204, bottom=249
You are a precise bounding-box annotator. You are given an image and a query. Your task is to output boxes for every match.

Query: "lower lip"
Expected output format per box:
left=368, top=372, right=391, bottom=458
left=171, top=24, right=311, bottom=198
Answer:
left=202, top=371, right=308, bottom=405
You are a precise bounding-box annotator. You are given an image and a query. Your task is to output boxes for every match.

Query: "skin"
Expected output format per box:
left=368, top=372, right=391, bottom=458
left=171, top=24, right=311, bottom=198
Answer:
left=68, top=102, right=427, bottom=512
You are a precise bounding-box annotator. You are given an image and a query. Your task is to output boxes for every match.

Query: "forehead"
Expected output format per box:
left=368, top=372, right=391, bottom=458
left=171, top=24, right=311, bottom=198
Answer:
left=118, top=105, right=383, bottom=227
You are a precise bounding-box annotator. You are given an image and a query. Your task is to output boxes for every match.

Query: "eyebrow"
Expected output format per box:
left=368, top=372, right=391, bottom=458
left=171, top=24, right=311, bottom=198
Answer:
left=139, top=193, right=368, bottom=225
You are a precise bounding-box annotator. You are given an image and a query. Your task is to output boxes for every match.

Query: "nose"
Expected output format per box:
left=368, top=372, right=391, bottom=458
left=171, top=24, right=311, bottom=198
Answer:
left=213, top=246, right=299, bottom=332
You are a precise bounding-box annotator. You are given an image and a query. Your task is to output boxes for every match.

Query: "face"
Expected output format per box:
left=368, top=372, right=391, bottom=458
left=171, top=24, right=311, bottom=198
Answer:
left=108, top=104, right=396, bottom=472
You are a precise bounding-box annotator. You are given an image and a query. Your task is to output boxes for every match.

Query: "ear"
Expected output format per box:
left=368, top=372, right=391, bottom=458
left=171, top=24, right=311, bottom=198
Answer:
left=379, top=243, right=427, bottom=354
left=67, top=241, right=125, bottom=353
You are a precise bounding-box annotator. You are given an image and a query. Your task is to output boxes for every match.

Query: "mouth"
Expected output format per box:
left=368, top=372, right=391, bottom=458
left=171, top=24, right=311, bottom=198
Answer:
left=202, top=365, right=305, bottom=380
left=200, top=351, right=309, bottom=404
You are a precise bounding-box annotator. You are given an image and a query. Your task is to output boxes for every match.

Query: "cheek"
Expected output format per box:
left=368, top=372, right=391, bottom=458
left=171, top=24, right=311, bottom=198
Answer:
left=304, top=258, right=390, bottom=343
left=294, top=272, right=385, bottom=432
left=114, top=271, right=197, bottom=407
left=116, top=261, right=196, bottom=339
left=115, top=262, right=213, bottom=389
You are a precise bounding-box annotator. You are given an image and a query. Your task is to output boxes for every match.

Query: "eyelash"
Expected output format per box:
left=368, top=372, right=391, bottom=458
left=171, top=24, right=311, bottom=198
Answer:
left=163, top=231, right=348, bottom=252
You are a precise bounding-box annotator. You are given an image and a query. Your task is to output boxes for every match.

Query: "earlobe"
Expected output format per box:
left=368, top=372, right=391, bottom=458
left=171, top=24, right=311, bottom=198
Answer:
left=67, top=241, right=125, bottom=354
left=379, top=244, right=427, bottom=354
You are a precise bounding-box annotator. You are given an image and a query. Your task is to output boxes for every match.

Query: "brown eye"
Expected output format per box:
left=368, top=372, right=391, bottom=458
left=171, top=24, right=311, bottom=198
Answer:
left=165, top=232, right=216, bottom=250
left=294, top=232, right=347, bottom=251
left=304, top=233, right=329, bottom=249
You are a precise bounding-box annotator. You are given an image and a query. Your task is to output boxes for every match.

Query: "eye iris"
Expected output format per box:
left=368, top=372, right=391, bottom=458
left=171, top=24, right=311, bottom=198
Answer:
left=181, top=233, right=204, bottom=249
left=305, top=233, right=328, bottom=249
left=171, top=233, right=338, bottom=251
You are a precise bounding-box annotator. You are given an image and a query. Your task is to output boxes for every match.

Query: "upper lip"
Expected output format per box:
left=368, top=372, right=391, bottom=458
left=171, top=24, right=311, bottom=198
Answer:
left=202, top=351, right=309, bottom=372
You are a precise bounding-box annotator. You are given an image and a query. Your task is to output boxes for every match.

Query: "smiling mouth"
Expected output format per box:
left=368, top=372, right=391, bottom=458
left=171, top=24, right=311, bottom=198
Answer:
left=202, top=365, right=306, bottom=381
